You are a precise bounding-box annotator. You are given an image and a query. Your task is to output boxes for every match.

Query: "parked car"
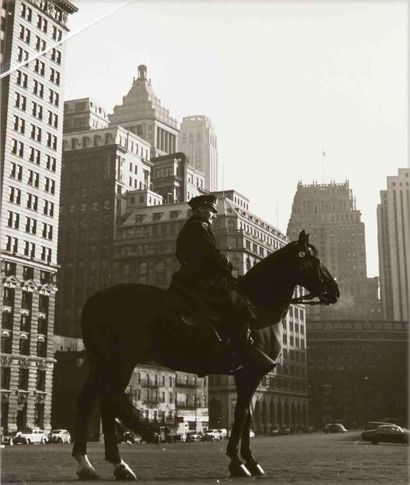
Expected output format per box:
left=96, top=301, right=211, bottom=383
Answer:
left=186, top=432, right=203, bottom=442
left=121, top=431, right=142, bottom=444
left=324, top=423, right=347, bottom=433
left=48, top=429, right=71, bottom=444
left=204, top=429, right=224, bottom=441
left=1, top=432, right=16, bottom=446
left=165, top=431, right=185, bottom=443
left=361, top=424, right=409, bottom=445
left=364, top=421, right=396, bottom=431
left=14, top=428, right=48, bottom=445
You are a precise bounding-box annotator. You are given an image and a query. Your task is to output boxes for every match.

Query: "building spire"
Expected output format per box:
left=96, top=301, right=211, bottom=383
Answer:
left=138, top=64, right=147, bottom=80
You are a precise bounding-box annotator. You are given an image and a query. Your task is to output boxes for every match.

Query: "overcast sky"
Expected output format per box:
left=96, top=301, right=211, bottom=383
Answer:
left=64, top=1, right=408, bottom=277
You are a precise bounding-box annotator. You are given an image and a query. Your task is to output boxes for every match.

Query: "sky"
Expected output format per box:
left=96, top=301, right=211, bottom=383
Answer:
left=63, top=0, right=408, bottom=277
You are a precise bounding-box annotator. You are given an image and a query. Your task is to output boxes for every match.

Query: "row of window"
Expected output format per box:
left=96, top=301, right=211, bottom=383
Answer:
left=7, top=211, right=53, bottom=240
left=1, top=365, right=46, bottom=392
left=13, top=101, right=59, bottom=129
left=4, top=236, right=52, bottom=262
left=1, top=333, right=48, bottom=357
left=9, top=163, right=56, bottom=192
left=20, top=3, right=63, bottom=41
left=2, top=311, right=48, bottom=334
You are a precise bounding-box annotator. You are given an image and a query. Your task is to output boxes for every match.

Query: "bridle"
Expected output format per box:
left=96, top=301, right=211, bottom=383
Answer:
left=290, top=293, right=325, bottom=305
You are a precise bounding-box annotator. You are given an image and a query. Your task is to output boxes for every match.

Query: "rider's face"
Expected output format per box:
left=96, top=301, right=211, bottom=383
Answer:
left=196, top=206, right=217, bottom=224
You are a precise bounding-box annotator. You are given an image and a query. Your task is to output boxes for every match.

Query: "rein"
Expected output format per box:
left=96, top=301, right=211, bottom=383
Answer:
left=290, top=293, right=323, bottom=305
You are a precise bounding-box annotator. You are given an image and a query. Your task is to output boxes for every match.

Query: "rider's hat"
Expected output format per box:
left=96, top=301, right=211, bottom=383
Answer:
left=188, top=195, right=218, bottom=213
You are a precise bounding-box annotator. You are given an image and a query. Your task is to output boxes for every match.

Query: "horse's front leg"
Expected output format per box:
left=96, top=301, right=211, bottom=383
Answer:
left=226, top=366, right=265, bottom=477
left=240, top=412, right=265, bottom=476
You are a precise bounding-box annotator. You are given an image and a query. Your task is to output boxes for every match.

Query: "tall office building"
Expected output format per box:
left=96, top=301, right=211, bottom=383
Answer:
left=0, top=0, right=77, bottom=434
left=56, top=125, right=152, bottom=337
left=109, top=64, right=179, bottom=159
left=287, top=181, right=378, bottom=320
left=179, top=115, right=218, bottom=191
left=377, top=168, right=410, bottom=321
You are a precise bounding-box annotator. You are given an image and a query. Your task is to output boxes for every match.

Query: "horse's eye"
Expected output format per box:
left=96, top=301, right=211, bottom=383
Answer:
left=298, top=251, right=305, bottom=258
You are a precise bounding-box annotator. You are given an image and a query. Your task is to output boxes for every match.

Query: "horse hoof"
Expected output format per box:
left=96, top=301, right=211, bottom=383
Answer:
left=246, top=462, right=265, bottom=476
left=114, top=464, right=137, bottom=481
left=229, top=462, right=252, bottom=478
left=77, top=466, right=100, bottom=480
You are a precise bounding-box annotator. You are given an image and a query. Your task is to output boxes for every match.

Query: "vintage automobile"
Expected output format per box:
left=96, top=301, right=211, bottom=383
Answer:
left=361, top=424, right=409, bottom=445
left=14, top=428, right=48, bottom=445
left=324, top=423, right=348, bottom=433
left=48, top=429, right=71, bottom=444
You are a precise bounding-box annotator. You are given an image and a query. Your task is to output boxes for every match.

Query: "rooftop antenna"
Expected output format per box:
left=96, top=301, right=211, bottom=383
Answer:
left=321, top=150, right=326, bottom=184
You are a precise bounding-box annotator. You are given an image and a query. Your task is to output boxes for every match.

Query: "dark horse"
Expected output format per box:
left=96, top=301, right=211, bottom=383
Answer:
left=72, top=231, right=339, bottom=480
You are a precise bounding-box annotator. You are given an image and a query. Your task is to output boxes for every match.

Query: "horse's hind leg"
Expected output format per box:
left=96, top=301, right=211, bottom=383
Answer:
left=72, top=364, right=100, bottom=480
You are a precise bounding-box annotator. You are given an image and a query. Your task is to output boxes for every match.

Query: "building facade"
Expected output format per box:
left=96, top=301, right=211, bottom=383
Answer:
left=179, top=115, right=218, bottom=191
left=287, top=181, right=380, bottom=320
left=0, top=0, right=77, bottom=434
left=109, top=64, right=179, bottom=159
left=151, top=152, right=205, bottom=204
left=307, top=319, right=408, bottom=427
left=113, top=190, right=309, bottom=433
left=63, top=97, right=109, bottom=133
left=377, top=168, right=410, bottom=321
left=56, top=126, right=152, bottom=337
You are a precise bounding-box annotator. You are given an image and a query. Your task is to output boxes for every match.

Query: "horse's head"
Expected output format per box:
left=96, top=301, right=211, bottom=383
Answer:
left=289, top=230, right=340, bottom=305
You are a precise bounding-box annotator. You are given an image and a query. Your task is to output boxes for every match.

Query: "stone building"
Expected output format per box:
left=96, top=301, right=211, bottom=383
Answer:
left=56, top=126, right=152, bottom=337
left=150, top=152, right=205, bottom=204
left=287, top=180, right=381, bottom=320
left=377, top=168, right=410, bottom=321
left=0, top=0, right=77, bottom=434
left=63, top=97, right=109, bottom=133
left=109, top=64, right=179, bottom=159
left=307, top=319, right=408, bottom=427
left=179, top=115, right=218, bottom=191
left=113, top=190, right=309, bottom=433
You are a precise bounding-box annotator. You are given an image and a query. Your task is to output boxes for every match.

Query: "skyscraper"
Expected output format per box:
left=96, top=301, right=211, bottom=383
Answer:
left=287, top=181, right=376, bottom=320
left=109, top=64, right=179, bottom=159
left=377, top=168, right=410, bottom=321
left=0, top=0, right=77, bottom=434
left=179, top=115, right=218, bottom=191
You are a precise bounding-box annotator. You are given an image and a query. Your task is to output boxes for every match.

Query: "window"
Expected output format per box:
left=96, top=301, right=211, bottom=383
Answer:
left=16, top=70, right=28, bottom=88
left=50, top=48, right=61, bottom=65
left=43, top=200, right=54, bottom=217
left=46, top=155, right=56, bottom=172
left=5, top=236, right=19, bottom=253
left=52, top=25, right=62, bottom=41
left=34, top=59, right=45, bottom=76
left=29, top=147, right=40, bottom=164
left=46, top=133, right=57, bottom=150
left=10, top=162, right=23, bottom=180
left=33, top=79, right=44, bottom=98
left=32, top=102, right=43, bottom=120
left=30, top=124, right=42, bottom=142
left=47, top=111, right=58, bottom=128
left=27, top=169, right=39, bottom=188
left=19, top=24, right=31, bottom=44
left=18, top=369, right=29, bottom=390
left=25, top=217, right=37, bottom=234
left=49, top=89, right=59, bottom=106
left=17, top=46, right=29, bottom=62
left=42, top=223, right=53, bottom=240
left=49, top=68, right=60, bottom=86
left=21, top=3, right=33, bottom=21
left=7, top=211, right=20, bottom=229
left=44, top=177, right=55, bottom=194
left=34, top=35, right=46, bottom=52
left=27, top=193, right=38, bottom=211
left=9, top=186, right=22, bottom=204
left=19, top=337, right=30, bottom=356
left=15, top=92, right=27, bottom=111
left=36, top=14, right=47, bottom=33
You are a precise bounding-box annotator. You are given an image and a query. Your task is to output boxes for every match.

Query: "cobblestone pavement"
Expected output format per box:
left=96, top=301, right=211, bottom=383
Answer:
left=1, top=432, right=409, bottom=484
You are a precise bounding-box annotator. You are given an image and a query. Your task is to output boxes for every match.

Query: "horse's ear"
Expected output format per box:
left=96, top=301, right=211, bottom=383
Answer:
left=298, top=230, right=309, bottom=246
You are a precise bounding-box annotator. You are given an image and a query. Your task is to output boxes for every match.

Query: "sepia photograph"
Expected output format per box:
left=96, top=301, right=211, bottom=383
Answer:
left=0, top=0, right=409, bottom=483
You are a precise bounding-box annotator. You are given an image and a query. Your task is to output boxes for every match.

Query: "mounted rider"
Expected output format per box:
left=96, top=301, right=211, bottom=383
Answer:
left=168, top=194, right=256, bottom=353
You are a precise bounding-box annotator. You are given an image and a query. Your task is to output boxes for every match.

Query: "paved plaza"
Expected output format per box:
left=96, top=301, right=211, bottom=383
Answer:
left=1, top=432, right=408, bottom=485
